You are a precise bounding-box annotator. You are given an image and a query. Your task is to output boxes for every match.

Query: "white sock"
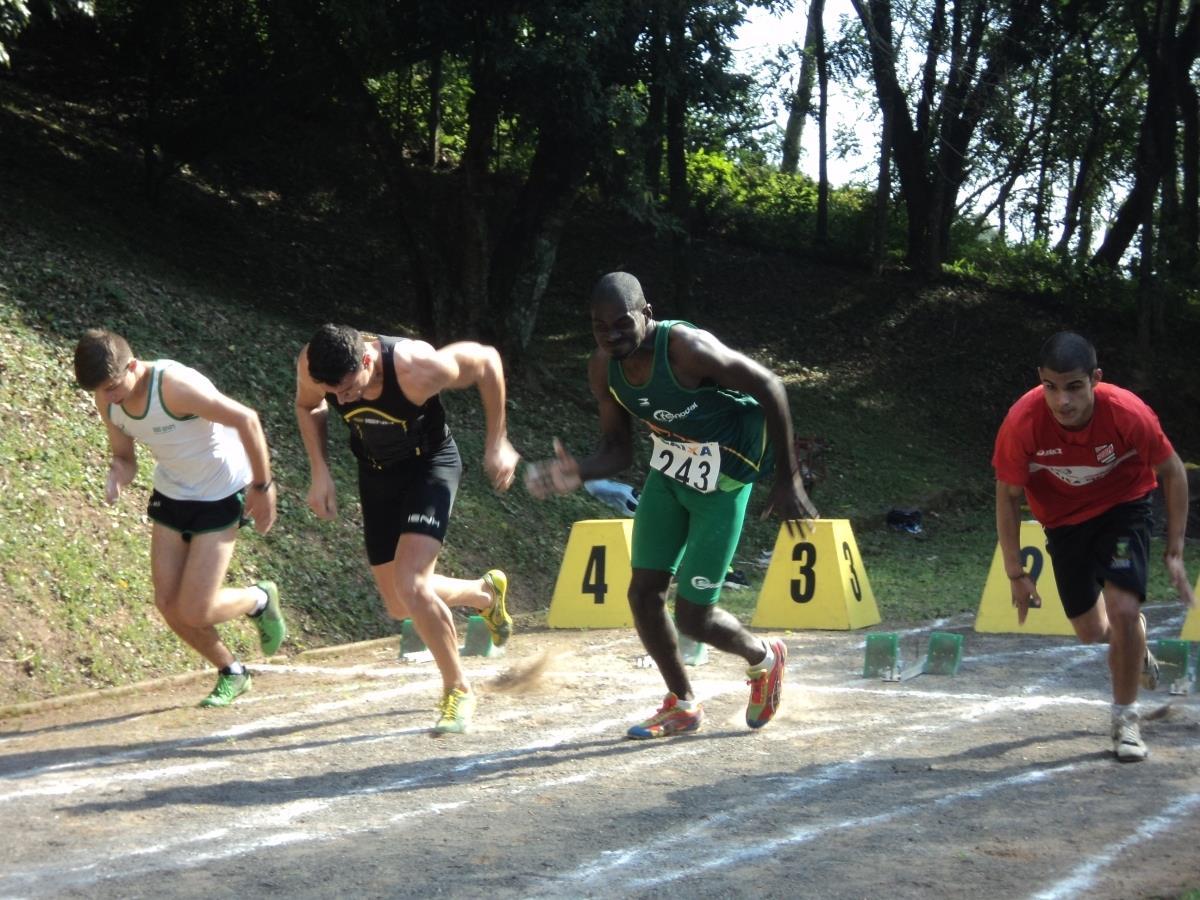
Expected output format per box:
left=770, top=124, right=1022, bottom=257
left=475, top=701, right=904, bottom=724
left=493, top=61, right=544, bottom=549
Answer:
left=1112, top=702, right=1138, bottom=721
left=249, top=586, right=269, bottom=616
left=675, top=697, right=698, bottom=711
left=753, top=643, right=775, bottom=672
left=224, top=662, right=246, bottom=676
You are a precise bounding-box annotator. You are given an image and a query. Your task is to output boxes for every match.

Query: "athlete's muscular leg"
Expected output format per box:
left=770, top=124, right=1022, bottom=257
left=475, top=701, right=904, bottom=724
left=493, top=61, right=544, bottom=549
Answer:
left=373, top=567, right=490, bottom=617
left=1102, top=583, right=1144, bottom=706
left=674, top=595, right=768, bottom=666
left=385, top=533, right=468, bottom=695
left=629, top=568, right=692, bottom=700
left=1067, top=585, right=1143, bottom=705
left=430, top=574, right=493, bottom=611
left=150, top=525, right=238, bottom=669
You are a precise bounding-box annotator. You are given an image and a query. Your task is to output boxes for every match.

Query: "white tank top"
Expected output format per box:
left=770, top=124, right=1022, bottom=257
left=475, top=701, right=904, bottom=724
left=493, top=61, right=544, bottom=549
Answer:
left=108, top=360, right=252, bottom=502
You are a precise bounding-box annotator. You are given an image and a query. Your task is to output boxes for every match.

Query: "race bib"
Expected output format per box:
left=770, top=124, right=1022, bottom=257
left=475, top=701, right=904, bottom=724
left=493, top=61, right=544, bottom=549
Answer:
left=650, top=434, right=720, bottom=493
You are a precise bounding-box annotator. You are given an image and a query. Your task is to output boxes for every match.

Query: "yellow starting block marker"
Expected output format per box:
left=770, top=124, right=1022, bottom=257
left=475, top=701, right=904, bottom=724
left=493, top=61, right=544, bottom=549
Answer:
left=548, top=519, right=635, bottom=629
left=750, top=519, right=880, bottom=630
left=1181, top=574, right=1200, bottom=641
left=975, top=521, right=1074, bottom=635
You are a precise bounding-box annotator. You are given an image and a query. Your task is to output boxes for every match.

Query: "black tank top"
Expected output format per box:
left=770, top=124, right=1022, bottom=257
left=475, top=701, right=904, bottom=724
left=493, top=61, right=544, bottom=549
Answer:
left=327, top=336, right=450, bottom=470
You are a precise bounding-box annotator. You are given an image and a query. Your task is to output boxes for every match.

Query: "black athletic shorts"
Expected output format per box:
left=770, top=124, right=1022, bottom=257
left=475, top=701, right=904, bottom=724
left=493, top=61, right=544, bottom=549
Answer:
left=1044, top=494, right=1153, bottom=619
left=358, top=435, right=462, bottom=566
left=147, top=489, right=245, bottom=542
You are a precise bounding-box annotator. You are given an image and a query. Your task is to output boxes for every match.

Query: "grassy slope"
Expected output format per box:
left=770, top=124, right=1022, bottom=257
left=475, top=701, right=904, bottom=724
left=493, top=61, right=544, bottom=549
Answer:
left=1, top=56, right=1197, bottom=707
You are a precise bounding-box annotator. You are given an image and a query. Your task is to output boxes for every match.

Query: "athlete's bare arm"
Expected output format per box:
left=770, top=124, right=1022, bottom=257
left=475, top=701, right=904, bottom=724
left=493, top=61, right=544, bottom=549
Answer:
left=160, top=368, right=277, bottom=535
left=96, top=397, right=137, bottom=506
left=996, top=478, right=1040, bottom=623
left=524, top=350, right=637, bottom=499
left=668, top=327, right=817, bottom=529
left=394, top=340, right=519, bottom=491
left=294, top=348, right=338, bottom=520
left=1156, top=451, right=1195, bottom=607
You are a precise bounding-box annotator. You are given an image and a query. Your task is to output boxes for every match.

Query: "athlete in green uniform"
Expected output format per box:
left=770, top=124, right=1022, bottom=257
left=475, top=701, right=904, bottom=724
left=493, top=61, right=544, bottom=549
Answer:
left=526, top=272, right=817, bottom=738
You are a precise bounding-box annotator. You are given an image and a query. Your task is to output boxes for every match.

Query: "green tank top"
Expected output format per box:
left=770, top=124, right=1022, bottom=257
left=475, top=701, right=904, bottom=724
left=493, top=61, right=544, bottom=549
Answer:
left=607, top=320, right=774, bottom=488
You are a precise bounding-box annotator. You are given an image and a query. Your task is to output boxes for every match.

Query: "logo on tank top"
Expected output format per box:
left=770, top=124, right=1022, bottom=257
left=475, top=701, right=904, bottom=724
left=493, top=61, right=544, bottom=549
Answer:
left=152, top=424, right=177, bottom=434
left=1094, top=443, right=1117, bottom=465
left=652, top=401, right=699, bottom=423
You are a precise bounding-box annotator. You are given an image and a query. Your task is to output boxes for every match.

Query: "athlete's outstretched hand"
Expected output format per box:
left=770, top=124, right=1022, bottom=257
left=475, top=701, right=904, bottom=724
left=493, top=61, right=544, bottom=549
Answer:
left=761, top=470, right=819, bottom=537
left=524, top=438, right=582, bottom=499
left=104, top=457, right=135, bottom=506
left=484, top=436, right=520, bottom=492
left=1165, top=551, right=1195, bottom=608
left=243, top=484, right=277, bottom=535
left=306, top=471, right=338, bottom=521
left=1008, top=573, right=1043, bottom=625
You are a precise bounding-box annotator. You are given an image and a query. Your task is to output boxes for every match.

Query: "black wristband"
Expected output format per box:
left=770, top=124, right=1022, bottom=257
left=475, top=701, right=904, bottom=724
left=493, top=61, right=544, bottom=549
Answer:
left=252, top=479, right=274, bottom=492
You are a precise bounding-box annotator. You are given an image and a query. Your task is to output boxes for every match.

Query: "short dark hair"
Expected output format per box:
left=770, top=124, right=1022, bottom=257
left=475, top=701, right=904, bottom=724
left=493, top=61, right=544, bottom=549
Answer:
left=1038, top=331, right=1097, bottom=374
left=74, top=328, right=132, bottom=389
left=307, top=324, right=363, bottom=386
left=590, top=272, right=646, bottom=311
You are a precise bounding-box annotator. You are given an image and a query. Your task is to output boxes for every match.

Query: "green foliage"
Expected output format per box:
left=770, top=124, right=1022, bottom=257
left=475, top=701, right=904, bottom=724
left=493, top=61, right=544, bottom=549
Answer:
left=687, top=148, right=873, bottom=257
left=944, top=237, right=1075, bottom=295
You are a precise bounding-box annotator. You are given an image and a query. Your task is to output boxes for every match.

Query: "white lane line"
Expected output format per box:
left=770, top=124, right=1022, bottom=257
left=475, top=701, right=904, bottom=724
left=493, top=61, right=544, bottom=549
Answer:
left=0, top=706, right=733, bottom=894
left=0, top=682, right=433, bottom=785
left=536, top=681, right=1195, bottom=894
left=1031, top=791, right=1200, bottom=900
left=0, top=761, right=227, bottom=803
left=621, top=764, right=1085, bottom=892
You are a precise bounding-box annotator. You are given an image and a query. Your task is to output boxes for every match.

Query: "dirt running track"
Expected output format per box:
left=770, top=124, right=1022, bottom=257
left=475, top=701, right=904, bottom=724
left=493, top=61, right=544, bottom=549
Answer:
left=2, top=606, right=1198, bottom=900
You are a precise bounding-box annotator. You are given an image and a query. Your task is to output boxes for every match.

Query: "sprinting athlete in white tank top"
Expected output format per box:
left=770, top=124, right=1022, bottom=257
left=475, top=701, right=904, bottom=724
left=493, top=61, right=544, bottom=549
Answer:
left=74, top=329, right=287, bottom=709
left=108, top=360, right=252, bottom=501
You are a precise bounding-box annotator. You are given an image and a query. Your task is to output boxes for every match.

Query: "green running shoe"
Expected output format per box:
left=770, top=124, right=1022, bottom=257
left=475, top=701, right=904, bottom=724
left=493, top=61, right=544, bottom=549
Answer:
left=252, top=580, right=287, bottom=656
left=199, top=671, right=251, bottom=708
left=481, top=569, right=512, bottom=647
left=433, top=687, right=476, bottom=735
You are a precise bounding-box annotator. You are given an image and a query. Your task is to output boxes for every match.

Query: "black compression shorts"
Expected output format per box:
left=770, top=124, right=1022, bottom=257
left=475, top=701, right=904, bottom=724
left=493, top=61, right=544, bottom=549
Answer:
left=357, top=435, right=462, bottom=566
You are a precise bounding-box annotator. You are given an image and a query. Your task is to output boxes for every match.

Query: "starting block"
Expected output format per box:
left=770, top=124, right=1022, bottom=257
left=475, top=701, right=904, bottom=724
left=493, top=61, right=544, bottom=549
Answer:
left=679, top=634, right=709, bottom=666
left=863, top=632, right=899, bottom=678
left=866, top=631, right=963, bottom=682
left=1156, top=639, right=1196, bottom=694
left=462, top=615, right=503, bottom=657
left=399, top=618, right=427, bottom=660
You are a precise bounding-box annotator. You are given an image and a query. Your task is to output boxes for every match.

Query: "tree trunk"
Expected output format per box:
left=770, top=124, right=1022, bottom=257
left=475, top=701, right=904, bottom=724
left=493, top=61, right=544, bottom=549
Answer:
left=666, top=0, right=692, bottom=314
left=643, top=4, right=667, bottom=197
left=427, top=50, right=443, bottom=166
left=1093, top=0, right=1180, bottom=268
left=780, top=0, right=823, bottom=174
left=852, top=0, right=1044, bottom=274
left=815, top=2, right=829, bottom=241
left=490, top=130, right=591, bottom=356
left=871, top=106, right=892, bottom=274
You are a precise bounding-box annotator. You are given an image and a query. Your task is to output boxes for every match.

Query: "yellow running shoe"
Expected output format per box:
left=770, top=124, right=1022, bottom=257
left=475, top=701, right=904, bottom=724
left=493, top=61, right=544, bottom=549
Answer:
left=482, top=570, right=512, bottom=647
left=433, top=687, right=476, bottom=734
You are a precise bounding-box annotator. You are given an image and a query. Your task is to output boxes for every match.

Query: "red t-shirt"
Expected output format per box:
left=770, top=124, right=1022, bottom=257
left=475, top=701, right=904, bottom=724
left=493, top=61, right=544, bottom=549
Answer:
left=992, top=382, right=1173, bottom=528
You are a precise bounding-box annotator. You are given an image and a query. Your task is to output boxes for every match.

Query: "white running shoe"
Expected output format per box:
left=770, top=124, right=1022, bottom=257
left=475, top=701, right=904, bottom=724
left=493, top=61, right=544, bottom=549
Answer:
left=1112, top=711, right=1148, bottom=763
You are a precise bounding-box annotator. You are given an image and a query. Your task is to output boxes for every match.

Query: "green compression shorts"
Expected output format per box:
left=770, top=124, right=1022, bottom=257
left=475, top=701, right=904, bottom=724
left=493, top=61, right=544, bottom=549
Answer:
left=630, top=469, right=753, bottom=605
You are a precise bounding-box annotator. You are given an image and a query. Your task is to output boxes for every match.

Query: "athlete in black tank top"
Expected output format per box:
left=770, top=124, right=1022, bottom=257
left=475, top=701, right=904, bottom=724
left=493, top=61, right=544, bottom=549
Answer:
left=326, top=336, right=450, bottom=470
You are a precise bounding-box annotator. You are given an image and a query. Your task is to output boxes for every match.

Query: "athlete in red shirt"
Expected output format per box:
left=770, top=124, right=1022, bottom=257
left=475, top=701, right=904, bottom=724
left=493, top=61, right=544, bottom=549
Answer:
left=993, top=332, right=1194, bottom=762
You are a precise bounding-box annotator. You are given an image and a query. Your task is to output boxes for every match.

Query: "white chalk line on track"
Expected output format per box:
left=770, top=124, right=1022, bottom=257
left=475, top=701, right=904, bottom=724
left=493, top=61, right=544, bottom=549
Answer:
left=1032, top=791, right=1200, bottom=899
left=2, top=630, right=1195, bottom=896
left=531, top=680, right=1199, bottom=894
left=0, top=706, right=736, bottom=894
